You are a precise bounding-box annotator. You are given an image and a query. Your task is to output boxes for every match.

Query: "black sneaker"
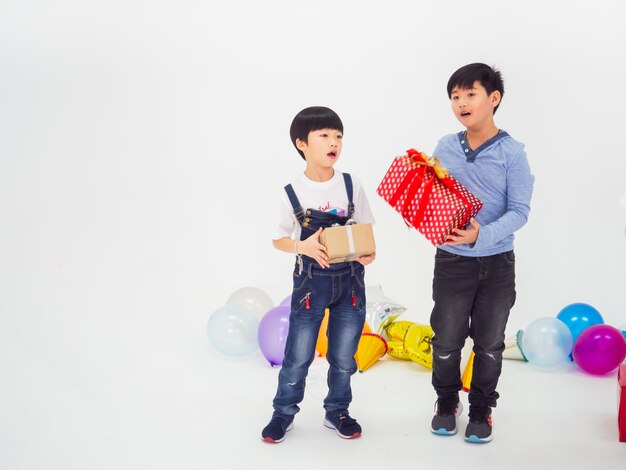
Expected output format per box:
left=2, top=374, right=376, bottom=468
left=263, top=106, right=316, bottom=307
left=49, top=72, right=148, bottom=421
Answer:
left=261, top=412, right=294, bottom=443
left=431, top=398, right=463, bottom=435
left=465, top=406, right=493, bottom=443
left=324, top=410, right=362, bottom=439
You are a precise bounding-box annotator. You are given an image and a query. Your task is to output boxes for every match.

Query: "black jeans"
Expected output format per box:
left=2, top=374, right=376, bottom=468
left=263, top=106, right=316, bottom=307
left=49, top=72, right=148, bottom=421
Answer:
left=430, top=248, right=516, bottom=409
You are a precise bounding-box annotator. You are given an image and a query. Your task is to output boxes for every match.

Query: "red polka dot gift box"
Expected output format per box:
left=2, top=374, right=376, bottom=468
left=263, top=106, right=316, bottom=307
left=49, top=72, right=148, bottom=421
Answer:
left=376, top=149, right=483, bottom=246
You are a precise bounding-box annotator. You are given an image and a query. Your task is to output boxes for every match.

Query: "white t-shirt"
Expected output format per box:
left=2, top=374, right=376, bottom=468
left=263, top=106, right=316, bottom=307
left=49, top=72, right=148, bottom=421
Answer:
left=274, top=171, right=375, bottom=241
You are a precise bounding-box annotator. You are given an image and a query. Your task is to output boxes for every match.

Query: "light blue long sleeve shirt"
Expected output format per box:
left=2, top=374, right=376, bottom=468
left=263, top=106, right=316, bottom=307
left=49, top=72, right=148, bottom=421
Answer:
left=433, top=131, right=534, bottom=257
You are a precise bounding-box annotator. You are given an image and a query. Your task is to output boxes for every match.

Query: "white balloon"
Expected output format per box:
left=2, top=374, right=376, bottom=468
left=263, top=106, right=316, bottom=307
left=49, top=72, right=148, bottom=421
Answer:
left=226, top=287, right=274, bottom=319
left=207, top=304, right=259, bottom=356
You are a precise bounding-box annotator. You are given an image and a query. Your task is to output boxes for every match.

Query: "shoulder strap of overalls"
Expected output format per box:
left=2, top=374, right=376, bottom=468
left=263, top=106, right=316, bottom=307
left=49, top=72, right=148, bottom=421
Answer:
left=343, top=173, right=354, bottom=219
left=284, top=184, right=305, bottom=226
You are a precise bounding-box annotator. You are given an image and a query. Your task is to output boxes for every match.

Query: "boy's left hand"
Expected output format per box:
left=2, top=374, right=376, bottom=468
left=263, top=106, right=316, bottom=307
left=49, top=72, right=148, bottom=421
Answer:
left=356, top=251, right=376, bottom=266
left=444, top=218, right=480, bottom=245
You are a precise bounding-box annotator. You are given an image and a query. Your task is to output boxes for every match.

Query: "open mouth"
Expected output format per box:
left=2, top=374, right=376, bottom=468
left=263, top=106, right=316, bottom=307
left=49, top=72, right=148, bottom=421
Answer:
left=460, top=111, right=471, bottom=117
left=327, top=151, right=337, bottom=158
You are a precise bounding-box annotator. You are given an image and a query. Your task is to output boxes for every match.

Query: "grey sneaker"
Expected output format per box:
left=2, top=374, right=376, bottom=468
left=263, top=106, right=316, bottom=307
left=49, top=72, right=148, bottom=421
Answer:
left=431, top=398, right=463, bottom=435
left=324, top=410, right=362, bottom=439
left=261, top=412, right=294, bottom=443
left=465, top=407, right=493, bottom=443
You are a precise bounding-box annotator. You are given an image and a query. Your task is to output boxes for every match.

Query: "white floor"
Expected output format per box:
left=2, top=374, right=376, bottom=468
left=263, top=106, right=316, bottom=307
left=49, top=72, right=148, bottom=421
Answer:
left=2, top=326, right=624, bottom=470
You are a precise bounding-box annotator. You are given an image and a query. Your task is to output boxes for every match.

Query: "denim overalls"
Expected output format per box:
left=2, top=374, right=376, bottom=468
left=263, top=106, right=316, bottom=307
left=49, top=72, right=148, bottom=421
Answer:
left=272, top=173, right=367, bottom=417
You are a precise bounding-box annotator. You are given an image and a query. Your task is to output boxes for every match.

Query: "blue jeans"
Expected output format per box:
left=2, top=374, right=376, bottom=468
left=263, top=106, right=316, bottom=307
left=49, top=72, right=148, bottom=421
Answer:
left=430, top=249, right=516, bottom=409
left=272, top=260, right=366, bottom=416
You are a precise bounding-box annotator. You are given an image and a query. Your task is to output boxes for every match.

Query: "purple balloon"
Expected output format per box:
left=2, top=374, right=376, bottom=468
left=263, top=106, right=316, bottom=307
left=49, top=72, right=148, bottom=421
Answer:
left=572, top=324, right=626, bottom=375
left=279, top=295, right=291, bottom=307
left=258, top=305, right=291, bottom=366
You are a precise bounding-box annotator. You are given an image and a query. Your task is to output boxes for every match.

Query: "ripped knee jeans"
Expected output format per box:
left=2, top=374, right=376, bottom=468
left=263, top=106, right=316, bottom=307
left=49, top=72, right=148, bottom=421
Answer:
left=272, top=260, right=366, bottom=416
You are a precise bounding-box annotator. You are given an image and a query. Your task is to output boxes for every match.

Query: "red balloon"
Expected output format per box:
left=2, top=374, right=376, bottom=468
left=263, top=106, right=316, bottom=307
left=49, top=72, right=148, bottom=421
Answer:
left=572, top=324, right=626, bottom=375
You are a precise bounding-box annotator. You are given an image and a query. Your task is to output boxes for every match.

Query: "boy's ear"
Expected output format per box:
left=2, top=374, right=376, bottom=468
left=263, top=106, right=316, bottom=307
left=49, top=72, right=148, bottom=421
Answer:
left=296, top=138, right=307, bottom=151
left=490, top=90, right=501, bottom=109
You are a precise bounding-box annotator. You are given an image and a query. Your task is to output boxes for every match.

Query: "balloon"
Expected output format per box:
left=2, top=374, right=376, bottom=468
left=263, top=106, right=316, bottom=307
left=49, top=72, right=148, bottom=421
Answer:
left=556, top=303, right=604, bottom=343
left=258, top=305, right=291, bottom=366
left=316, top=308, right=371, bottom=356
left=207, top=304, right=259, bottom=356
left=365, top=285, right=407, bottom=335
left=521, top=317, right=573, bottom=367
left=461, top=352, right=475, bottom=392
left=385, top=321, right=434, bottom=369
left=226, top=287, right=274, bottom=319
left=279, top=295, right=291, bottom=306
left=572, top=324, right=626, bottom=375
left=355, top=333, right=388, bottom=372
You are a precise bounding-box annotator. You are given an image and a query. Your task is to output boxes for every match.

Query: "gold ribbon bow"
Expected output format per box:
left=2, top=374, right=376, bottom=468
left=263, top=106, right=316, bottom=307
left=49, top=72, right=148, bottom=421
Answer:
left=412, top=153, right=449, bottom=179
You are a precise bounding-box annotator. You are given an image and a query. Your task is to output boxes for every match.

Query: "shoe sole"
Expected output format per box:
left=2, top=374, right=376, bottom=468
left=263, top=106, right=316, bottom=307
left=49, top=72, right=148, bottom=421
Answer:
left=323, top=418, right=361, bottom=439
left=465, top=434, right=493, bottom=443
left=431, top=427, right=457, bottom=436
left=261, top=422, right=294, bottom=444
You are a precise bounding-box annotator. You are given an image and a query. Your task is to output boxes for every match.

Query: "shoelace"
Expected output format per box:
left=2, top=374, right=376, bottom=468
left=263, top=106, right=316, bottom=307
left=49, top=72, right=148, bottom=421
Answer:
left=435, top=399, right=458, bottom=416
left=468, top=408, right=491, bottom=423
left=335, top=414, right=357, bottom=427
left=270, top=416, right=289, bottom=428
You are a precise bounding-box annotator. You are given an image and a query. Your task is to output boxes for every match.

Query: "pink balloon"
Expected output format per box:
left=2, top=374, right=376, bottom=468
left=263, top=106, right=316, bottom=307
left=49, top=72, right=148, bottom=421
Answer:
left=572, top=324, right=626, bottom=375
left=257, top=306, right=291, bottom=366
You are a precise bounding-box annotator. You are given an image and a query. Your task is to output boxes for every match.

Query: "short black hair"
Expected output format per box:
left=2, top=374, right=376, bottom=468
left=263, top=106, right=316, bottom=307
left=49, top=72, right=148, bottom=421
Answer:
left=289, top=106, right=343, bottom=160
left=447, top=63, right=504, bottom=114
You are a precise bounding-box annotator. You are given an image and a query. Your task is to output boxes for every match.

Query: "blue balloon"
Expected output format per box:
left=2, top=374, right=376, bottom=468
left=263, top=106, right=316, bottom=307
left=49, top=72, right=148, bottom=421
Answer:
left=556, top=303, right=604, bottom=343
left=521, top=317, right=573, bottom=367
left=207, top=304, right=259, bottom=356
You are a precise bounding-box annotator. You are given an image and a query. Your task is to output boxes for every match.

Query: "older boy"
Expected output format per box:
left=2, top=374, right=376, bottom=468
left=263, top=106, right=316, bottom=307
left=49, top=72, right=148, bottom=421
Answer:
left=262, top=106, right=376, bottom=443
left=428, top=64, right=534, bottom=443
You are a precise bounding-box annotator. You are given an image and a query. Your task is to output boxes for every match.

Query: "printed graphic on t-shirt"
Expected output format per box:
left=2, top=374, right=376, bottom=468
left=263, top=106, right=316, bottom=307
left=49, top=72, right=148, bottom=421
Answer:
left=318, top=201, right=345, bottom=216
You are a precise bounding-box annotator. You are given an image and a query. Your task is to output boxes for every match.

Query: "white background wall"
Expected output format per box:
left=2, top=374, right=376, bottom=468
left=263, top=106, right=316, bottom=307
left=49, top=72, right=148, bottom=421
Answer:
left=1, top=1, right=625, bottom=466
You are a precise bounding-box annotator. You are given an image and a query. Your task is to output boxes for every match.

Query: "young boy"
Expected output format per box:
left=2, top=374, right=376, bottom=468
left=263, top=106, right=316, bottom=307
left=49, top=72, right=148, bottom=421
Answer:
left=427, top=64, right=534, bottom=443
left=261, top=106, right=376, bottom=443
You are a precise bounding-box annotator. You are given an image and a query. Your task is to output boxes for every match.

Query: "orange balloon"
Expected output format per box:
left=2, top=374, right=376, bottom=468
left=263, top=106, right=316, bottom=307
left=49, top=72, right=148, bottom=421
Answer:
left=316, top=308, right=371, bottom=356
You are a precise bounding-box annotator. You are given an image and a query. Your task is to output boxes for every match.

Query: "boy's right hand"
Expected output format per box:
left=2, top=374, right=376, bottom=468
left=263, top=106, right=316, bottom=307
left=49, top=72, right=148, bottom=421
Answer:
left=299, top=227, right=330, bottom=268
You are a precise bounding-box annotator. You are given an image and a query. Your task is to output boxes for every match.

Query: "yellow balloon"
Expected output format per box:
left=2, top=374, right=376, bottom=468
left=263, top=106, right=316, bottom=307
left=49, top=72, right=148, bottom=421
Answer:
left=385, top=321, right=434, bottom=369
left=462, top=351, right=475, bottom=392
left=316, top=309, right=371, bottom=356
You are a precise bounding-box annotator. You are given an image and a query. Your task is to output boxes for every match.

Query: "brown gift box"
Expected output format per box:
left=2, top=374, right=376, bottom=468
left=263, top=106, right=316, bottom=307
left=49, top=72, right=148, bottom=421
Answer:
left=319, top=223, right=376, bottom=263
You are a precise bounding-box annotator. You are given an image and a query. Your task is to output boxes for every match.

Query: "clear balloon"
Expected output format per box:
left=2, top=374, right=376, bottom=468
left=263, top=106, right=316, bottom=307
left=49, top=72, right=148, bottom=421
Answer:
left=226, top=287, right=274, bottom=319
left=258, top=305, right=291, bottom=366
left=207, top=304, right=259, bottom=356
left=556, top=303, right=604, bottom=343
left=365, top=285, right=407, bottom=335
left=572, top=324, right=626, bottom=375
left=521, top=317, right=573, bottom=367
